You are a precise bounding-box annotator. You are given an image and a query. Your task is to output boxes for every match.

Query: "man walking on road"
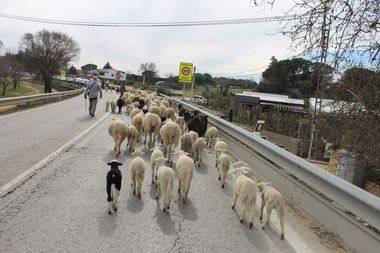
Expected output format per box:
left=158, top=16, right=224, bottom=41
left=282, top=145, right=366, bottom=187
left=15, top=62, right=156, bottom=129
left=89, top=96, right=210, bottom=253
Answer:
left=85, top=76, right=103, bottom=117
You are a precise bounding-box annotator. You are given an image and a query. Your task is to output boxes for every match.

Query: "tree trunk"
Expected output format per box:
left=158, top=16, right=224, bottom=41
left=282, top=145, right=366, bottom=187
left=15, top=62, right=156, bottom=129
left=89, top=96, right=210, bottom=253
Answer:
left=44, top=77, right=52, bottom=93
left=13, top=77, right=18, bottom=90
left=2, top=81, right=8, bottom=95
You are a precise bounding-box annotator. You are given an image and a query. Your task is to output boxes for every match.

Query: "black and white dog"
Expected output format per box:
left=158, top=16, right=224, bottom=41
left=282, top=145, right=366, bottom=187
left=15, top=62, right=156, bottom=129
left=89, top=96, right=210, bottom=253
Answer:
left=106, top=159, right=122, bottom=214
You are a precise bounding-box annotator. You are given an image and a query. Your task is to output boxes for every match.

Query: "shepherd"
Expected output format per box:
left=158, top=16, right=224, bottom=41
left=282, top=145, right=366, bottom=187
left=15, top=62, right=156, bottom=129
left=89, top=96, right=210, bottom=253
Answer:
left=84, top=76, right=103, bottom=117
left=106, top=159, right=123, bottom=214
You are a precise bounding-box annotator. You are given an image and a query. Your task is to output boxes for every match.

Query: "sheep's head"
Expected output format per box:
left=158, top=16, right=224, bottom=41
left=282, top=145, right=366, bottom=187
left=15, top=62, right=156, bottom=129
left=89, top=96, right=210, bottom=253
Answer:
left=257, top=181, right=271, bottom=193
left=132, top=149, right=144, bottom=157
left=232, top=160, right=248, bottom=168
left=215, top=148, right=228, bottom=156
left=228, top=166, right=252, bottom=179
left=154, top=157, right=168, bottom=167
left=171, top=150, right=189, bottom=158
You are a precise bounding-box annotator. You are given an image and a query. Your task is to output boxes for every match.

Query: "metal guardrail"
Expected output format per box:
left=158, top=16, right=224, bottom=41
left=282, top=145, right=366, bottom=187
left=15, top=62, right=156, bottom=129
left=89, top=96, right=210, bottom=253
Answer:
left=0, top=89, right=83, bottom=107
left=164, top=96, right=380, bottom=233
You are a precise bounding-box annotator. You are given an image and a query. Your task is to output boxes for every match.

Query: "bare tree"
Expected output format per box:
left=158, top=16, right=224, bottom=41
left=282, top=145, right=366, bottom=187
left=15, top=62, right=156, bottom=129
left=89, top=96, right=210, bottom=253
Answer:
left=19, top=30, right=80, bottom=93
left=253, top=0, right=380, bottom=68
left=139, top=62, right=157, bottom=83
left=0, top=52, right=11, bottom=95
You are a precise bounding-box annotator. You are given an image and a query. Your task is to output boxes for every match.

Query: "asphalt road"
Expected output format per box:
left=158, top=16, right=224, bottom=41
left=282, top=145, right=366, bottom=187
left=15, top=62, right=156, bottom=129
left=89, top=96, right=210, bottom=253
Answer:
left=0, top=111, right=344, bottom=253
left=0, top=90, right=116, bottom=187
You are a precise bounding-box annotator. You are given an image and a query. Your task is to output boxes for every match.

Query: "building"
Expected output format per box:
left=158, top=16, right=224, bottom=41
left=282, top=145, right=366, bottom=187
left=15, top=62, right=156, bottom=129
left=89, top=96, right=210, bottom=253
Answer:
left=234, top=91, right=305, bottom=113
left=89, top=69, right=126, bottom=81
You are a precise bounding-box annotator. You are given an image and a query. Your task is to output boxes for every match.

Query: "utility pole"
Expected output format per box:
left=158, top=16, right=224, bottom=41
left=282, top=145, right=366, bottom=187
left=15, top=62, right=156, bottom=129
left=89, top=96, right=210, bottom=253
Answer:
left=307, top=1, right=331, bottom=159
left=191, top=66, right=196, bottom=98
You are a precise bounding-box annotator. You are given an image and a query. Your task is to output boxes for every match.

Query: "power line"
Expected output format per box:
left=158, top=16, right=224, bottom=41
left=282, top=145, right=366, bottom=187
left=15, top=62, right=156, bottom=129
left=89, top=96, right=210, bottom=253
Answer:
left=210, top=65, right=267, bottom=75
left=0, top=12, right=298, bottom=27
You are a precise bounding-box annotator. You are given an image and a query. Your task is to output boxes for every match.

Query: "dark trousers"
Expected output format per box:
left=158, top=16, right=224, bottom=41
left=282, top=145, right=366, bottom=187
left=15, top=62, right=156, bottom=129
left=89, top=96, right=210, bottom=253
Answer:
left=89, top=98, right=98, bottom=116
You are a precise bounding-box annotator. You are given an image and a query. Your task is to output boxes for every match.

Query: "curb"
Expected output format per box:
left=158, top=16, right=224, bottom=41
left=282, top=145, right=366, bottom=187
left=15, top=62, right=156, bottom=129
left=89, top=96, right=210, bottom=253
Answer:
left=0, top=112, right=111, bottom=197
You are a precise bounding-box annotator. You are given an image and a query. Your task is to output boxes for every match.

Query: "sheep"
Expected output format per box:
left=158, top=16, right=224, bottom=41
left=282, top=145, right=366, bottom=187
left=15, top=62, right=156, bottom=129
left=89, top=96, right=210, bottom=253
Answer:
left=160, top=100, right=169, bottom=108
left=132, top=101, right=140, bottom=108
left=106, top=160, right=123, bottom=214
left=214, top=138, right=229, bottom=167
left=117, top=96, right=125, bottom=113
left=130, top=108, right=143, bottom=118
left=148, top=105, right=161, bottom=116
left=165, top=107, right=176, bottom=120
left=258, top=182, right=286, bottom=240
left=108, top=118, right=128, bottom=158
left=130, top=149, right=146, bottom=199
left=111, top=101, right=117, bottom=113
left=143, top=112, right=161, bottom=149
left=125, top=104, right=135, bottom=115
left=192, top=137, right=206, bottom=167
left=155, top=161, right=174, bottom=212
left=131, top=112, right=144, bottom=142
left=173, top=150, right=195, bottom=203
left=105, top=101, right=110, bottom=112
left=180, top=132, right=196, bottom=154
left=205, top=126, right=219, bottom=148
left=176, top=116, right=187, bottom=134
left=127, top=125, right=139, bottom=152
left=231, top=161, right=255, bottom=179
left=160, top=119, right=182, bottom=162
left=216, top=150, right=230, bottom=188
left=159, top=105, right=167, bottom=119
left=230, top=167, right=259, bottom=229
left=150, top=147, right=165, bottom=184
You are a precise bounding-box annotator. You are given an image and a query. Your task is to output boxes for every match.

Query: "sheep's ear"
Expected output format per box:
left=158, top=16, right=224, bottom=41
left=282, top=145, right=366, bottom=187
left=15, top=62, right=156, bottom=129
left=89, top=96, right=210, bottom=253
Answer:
left=265, top=181, right=271, bottom=186
left=184, top=152, right=190, bottom=156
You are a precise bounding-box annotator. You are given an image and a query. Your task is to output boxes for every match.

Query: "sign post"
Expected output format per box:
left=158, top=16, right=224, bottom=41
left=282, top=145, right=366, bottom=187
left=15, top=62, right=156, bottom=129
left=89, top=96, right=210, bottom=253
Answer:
left=179, top=62, right=193, bottom=96
left=60, top=70, right=66, bottom=78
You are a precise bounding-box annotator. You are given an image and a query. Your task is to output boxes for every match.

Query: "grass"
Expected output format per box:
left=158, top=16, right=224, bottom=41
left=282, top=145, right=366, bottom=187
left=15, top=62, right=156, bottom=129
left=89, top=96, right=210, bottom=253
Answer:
left=0, top=81, right=44, bottom=98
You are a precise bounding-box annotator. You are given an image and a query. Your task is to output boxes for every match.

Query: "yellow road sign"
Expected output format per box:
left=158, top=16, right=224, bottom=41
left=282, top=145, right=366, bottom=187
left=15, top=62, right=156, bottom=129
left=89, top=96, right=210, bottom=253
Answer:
left=179, top=62, right=193, bottom=83
left=60, top=70, right=66, bottom=78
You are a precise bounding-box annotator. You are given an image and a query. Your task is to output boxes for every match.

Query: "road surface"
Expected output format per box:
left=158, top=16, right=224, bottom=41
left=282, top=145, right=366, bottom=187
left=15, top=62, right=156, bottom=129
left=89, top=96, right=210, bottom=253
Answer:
left=0, top=90, right=116, bottom=187
left=0, top=111, right=346, bottom=252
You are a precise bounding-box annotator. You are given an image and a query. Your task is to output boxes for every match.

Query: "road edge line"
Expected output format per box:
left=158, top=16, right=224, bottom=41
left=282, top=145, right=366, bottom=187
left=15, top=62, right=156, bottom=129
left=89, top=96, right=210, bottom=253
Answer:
left=0, top=112, right=111, bottom=197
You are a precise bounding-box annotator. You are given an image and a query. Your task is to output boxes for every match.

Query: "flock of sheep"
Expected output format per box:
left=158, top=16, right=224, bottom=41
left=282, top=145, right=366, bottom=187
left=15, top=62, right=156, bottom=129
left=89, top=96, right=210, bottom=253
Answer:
left=105, top=88, right=286, bottom=240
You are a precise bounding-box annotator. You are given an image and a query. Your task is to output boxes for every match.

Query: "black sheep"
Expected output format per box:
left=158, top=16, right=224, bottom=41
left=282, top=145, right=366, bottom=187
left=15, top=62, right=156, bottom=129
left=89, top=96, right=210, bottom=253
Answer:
left=117, top=96, right=125, bottom=114
left=106, top=160, right=123, bottom=214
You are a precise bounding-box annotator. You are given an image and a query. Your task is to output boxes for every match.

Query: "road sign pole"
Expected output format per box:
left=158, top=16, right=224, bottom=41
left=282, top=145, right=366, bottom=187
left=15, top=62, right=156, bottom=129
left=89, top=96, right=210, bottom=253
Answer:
left=191, top=66, right=196, bottom=99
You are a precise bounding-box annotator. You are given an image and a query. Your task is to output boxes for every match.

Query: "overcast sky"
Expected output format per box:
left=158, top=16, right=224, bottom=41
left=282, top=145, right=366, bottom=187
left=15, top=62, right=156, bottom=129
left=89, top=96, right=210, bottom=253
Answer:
left=0, top=0, right=296, bottom=80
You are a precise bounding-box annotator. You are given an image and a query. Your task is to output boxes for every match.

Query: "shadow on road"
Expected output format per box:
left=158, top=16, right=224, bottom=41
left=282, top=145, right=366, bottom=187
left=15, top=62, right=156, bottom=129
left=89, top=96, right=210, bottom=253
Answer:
left=126, top=191, right=144, bottom=213
left=154, top=200, right=175, bottom=235
left=177, top=197, right=198, bottom=221
left=195, top=162, right=208, bottom=175
left=98, top=212, right=117, bottom=238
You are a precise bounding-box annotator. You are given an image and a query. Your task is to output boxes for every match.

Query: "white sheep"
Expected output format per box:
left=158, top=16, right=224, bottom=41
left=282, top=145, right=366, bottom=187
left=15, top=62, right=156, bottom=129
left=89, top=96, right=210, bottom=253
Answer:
left=214, top=138, right=229, bottom=167
left=173, top=150, right=195, bottom=203
left=130, top=108, right=143, bottom=118
left=155, top=160, right=174, bottom=212
left=188, top=130, right=199, bottom=143
left=164, top=107, right=176, bottom=120
left=105, top=101, right=110, bottom=112
left=132, top=101, right=140, bottom=108
left=180, top=132, right=196, bottom=154
left=108, top=118, right=128, bottom=158
left=111, top=101, right=117, bottom=113
left=130, top=149, right=146, bottom=199
left=160, top=100, right=169, bottom=108
left=127, top=125, right=139, bottom=152
left=258, top=182, right=286, bottom=240
left=160, top=119, right=182, bottom=162
left=230, top=167, right=259, bottom=229
left=143, top=112, right=161, bottom=149
left=205, top=126, right=219, bottom=148
left=192, top=137, right=206, bottom=167
left=216, top=150, right=230, bottom=188
left=125, top=104, right=135, bottom=115
left=148, top=105, right=161, bottom=116
left=150, top=147, right=164, bottom=184
left=131, top=112, right=144, bottom=142
left=176, top=116, right=187, bottom=133
left=159, top=104, right=167, bottom=118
